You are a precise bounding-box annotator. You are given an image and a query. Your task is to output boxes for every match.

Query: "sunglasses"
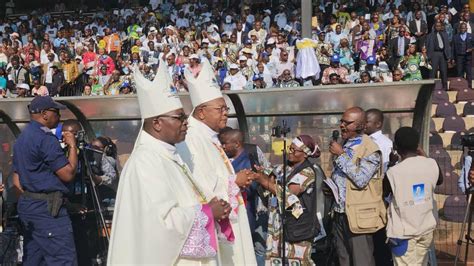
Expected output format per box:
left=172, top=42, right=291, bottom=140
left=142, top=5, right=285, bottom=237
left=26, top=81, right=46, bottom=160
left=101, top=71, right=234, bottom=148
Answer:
left=45, top=108, right=60, bottom=114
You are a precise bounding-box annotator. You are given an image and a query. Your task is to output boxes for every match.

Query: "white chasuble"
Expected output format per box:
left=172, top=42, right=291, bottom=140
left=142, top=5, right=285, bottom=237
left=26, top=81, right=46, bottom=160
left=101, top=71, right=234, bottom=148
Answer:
left=108, top=131, right=218, bottom=265
left=177, top=117, right=257, bottom=265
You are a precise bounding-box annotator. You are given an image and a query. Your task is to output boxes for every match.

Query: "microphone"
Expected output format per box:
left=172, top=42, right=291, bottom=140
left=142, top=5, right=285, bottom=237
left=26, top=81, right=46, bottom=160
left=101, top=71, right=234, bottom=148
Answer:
left=331, top=130, right=340, bottom=142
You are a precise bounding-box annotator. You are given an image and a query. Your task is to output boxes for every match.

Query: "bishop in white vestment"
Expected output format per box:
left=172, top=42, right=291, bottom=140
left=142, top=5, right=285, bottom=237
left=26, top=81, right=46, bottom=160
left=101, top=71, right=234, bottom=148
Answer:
left=108, top=61, right=229, bottom=265
left=177, top=59, right=257, bottom=265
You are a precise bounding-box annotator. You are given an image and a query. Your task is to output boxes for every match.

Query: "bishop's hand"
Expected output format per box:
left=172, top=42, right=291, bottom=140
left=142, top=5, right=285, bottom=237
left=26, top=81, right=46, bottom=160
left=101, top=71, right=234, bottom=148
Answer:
left=209, top=197, right=231, bottom=221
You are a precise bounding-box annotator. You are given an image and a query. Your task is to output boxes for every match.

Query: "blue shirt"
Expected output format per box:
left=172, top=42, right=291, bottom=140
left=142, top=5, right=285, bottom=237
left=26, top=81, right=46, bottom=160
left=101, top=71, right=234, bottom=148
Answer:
left=53, top=37, right=68, bottom=48
left=232, top=150, right=259, bottom=231
left=331, top=135, right=382, bottom=213
left=13, top=120, right=69, bottom=193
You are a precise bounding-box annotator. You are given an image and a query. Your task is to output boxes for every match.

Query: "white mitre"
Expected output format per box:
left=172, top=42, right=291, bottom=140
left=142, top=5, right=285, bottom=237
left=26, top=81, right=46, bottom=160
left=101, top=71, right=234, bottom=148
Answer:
left=184, top=57, right=223, bottom=107
left=134, top=59, right=182, bottom=119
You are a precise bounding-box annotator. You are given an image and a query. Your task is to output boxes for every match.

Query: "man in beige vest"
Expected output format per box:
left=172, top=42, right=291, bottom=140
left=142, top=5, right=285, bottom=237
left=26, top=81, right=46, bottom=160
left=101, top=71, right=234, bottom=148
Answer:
left=385, top=127, right=442, bottom=265
left=328, top=106, right=386, bottom=266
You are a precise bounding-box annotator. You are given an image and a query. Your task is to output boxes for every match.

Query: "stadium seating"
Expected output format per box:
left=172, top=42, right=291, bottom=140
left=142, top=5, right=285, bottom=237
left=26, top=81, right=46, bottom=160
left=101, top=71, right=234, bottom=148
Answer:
left=442, top=115, right=466, bottom=133
left=443, top=195, right=467, bottom=223
left=456, top=88, right=474, bottom=103
left=448, top=77, right=469, bottom=91
left=432, top=90, right=450, bottom=104
left=430, top=87, right=474, bottom=237
left=429, top=131, right=443, bottom=147
left=435, top=171, right=462, bottom=195
left=462, top=101, right=474, bottom=117
left=435, top=101, right=457, bottom=118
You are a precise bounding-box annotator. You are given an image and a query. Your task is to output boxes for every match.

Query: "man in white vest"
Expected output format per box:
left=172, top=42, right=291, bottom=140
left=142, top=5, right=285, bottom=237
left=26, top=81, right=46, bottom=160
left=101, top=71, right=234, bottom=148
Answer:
left=108, top=61, right=231, bottom=265
left=178, top=58, right=257, bottom=265
left=385, top=127, right=442, bottom=265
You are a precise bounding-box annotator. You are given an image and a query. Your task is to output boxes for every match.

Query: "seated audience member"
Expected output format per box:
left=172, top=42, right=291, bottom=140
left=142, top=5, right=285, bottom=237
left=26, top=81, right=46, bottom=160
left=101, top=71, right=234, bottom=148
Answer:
left=321, top=55, right=350, bottom=84
left=328, top=73, right=342, bottom=85
left=276, top=69, right=300, bottom=88
left=252, top=75, right=267, bottom=89
left=357, top=71, right=373, bottom=83
left=221, top=82, right=232, bottom=90
left=82, top=84, right=95, bottom=96
left=224, top=63, right=248, bottom=90
left=392, top=69, right=403, bottom=82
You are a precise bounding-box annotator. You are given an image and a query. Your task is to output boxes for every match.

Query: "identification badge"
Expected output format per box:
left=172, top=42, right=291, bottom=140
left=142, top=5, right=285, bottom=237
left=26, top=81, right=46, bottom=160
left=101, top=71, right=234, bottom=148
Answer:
left=291, top=204, right=304, bottom=218
left=287, top=194, right=299, bottom=206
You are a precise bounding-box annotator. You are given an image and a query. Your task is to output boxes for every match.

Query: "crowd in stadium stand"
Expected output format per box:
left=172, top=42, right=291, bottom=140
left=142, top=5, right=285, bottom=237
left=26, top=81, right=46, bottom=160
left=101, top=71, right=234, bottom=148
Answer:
left=0, top=0, right=471, bottom=97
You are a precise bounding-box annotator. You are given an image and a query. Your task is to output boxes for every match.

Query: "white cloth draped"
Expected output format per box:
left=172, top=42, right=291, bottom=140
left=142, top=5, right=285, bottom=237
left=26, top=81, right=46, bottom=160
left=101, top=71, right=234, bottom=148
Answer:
left=295, top=38, right=321, bottom=80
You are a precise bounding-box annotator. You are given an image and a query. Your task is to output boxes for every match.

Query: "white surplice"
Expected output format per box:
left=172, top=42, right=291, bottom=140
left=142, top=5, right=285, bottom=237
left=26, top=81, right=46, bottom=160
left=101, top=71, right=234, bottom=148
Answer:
left=108, top=131, right=217, bottom=265
left=177, top=116, right=257, bottom=265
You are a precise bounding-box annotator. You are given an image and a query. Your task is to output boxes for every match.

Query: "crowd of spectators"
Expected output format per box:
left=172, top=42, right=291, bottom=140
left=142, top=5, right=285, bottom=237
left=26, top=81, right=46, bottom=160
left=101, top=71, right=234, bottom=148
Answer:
left=0, top=0, right=472, bottom=98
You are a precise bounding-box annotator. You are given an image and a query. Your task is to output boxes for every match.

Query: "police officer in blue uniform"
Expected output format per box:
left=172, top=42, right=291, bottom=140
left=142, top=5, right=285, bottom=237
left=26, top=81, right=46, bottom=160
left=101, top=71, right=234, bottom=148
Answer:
left=13, top=96, right=79, bottom=265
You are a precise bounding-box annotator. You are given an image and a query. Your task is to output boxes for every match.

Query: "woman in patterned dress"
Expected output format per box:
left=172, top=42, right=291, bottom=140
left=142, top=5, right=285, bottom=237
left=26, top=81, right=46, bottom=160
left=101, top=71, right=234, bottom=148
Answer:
left=253, top=135, right=322, bottom=266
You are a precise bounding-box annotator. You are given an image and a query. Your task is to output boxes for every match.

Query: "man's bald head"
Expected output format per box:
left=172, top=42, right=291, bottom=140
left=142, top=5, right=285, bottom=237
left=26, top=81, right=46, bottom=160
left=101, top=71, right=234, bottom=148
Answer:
left=346, top=106, right=366, bottom=124
left=340, top=106, right=366, bottom=140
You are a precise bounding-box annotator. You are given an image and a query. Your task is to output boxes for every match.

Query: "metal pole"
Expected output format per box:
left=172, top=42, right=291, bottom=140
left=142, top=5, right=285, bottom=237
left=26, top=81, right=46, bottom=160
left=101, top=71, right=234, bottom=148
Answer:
left=301, top=0, right=312, bottom=39
left=455, top=193, right=473, bottom=265
left=281, top=137, right=287, bottom=264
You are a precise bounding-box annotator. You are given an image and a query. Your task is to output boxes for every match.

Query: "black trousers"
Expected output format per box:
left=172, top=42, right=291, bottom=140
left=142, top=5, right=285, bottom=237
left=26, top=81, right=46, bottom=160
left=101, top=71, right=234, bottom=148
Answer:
left=373, top=227, right=393, bottom=266
left=430, top=51, right=448, bottom=90
left=333, top=212, right=376, bottom=266
left=456, top=54, right=472, bottom=88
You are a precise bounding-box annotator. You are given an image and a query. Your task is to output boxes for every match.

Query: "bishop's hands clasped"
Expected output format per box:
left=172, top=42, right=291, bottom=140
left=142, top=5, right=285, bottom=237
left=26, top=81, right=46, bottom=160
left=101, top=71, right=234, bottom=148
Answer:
left=209, top=197, right=232, bottom=221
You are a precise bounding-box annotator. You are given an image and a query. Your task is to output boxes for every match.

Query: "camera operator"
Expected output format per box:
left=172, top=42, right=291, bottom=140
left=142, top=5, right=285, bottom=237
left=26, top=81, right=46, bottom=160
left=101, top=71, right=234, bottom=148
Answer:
left=59, top=121, right=115, bottom=265
left=384, top=127, right=442, bottom=265
left=59, top=120, right=85, bottom=204
left=89, top=136, right=118, bottom=193
left=252, top=134, right=322, bottom=265
left=57, top=119, right=100, bottom=266
left=12, top=96, right=78, bottom=265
